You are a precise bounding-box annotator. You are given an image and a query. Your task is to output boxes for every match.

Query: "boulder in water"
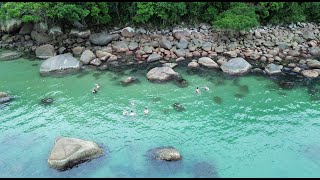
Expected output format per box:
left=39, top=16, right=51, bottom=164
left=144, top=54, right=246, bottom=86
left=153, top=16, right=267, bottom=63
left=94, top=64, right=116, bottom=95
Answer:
left=147, top=146, right=182, bottom=161
left=220, top=58, right=252, bottom=75
left=147, top=67, right=179, bottom=82
left=40, top=53, right=81, bottom=76
left=0, top=92, right=12, bottom=104
left=0, top=51, right=22, bottom=61
left=48, top=137, right=103, bottom=171
left=120, top=76, right=139, bottom=86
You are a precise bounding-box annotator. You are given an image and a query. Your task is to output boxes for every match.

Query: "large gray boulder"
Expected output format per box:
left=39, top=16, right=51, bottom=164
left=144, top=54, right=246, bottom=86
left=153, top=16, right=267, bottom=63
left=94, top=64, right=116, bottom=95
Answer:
left=36, top=44, right=56, bottom=59
left=128, top=41, right=139, bottom=51
left=176, top=38, right=189, bottom=49
left=220, top=57, right=252, bottom=75
left=0, top=19, right=22, bottom=33
left=198, top=57, right=219, bottom=68
left=31, top=30, right=52, bottom=45
left=159, top=38, right=172, bottom=50
left=19, top=23, right=33, bottom=35
left=147, top=67, right=179, bottom=82
left=80, top=50, right=96, bottom=64
left=40, top=53, right=81, bottom=75
left=89, top=32, right=118, bottom=46
left=148, top=146, right=182, bottom=161
left=112, top=41, right=128, bottom=52
left=34, top=22, right=48, bottom=33
left=147, top=53, right=162, bottom=62
left=264, top=63, right=283, bottom=75
left=121, top=27, right=135, bottom=37
left=69, top=29, right=91, bottom=38
left=307, top=59, right=320, bottom=68
left=303, top=31, right=315, bottom=41
left=48, top=26, right=63, bottom=36
left=0, top=51, right=22, bottom=61
left=48, top=137, right=103, bottom=171
left=310, top=47, right=320, bottom=56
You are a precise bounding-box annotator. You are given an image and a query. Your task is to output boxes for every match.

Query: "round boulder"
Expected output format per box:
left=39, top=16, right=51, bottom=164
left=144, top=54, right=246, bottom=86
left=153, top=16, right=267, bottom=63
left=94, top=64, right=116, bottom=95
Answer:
left=36, top=44, right=56, bottom=59
left=264, top=63, right=283, bottom=75
left=301, top=70, right=319, bottom=78
left=198, top=57, right=219, bottom=68
left=220, top=58, right=252, bottom=75
left=48, top=137, right=103, bottom=171
left=80, top=50, right=96, bottom=65
left=40, top=53, right=81, bottom=76
left=147, top=146, right=182, bottom=161
left=147, top=67, right=179, bottom=82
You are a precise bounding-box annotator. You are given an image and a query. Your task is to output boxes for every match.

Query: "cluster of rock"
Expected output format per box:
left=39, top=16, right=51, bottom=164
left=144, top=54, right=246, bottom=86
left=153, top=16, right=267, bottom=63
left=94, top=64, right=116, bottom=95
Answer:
left=47, top=137, right=182, bottom=171
left=1, top=20, right=320, bottom=79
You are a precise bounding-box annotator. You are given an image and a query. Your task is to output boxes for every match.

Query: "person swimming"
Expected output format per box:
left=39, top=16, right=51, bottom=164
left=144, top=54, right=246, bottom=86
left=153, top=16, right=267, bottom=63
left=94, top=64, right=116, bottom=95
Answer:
left=195, top=87, right=200, bottom=94
left=130, top=100, right=135, bottom=107
left=144, top=107, right=149, bottom=115
left=130, top=110, right=136, bottom=117
left=123, top=110, right=129, bottom=116
left=92, top=84, right=100, bottom=93
left=204, top=85, right=209, bottom=91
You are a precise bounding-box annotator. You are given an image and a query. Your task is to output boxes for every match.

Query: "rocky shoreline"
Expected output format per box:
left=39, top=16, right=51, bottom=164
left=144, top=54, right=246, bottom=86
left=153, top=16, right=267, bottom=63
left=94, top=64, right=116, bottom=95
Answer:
left=0, top=20, right=320, bottom=80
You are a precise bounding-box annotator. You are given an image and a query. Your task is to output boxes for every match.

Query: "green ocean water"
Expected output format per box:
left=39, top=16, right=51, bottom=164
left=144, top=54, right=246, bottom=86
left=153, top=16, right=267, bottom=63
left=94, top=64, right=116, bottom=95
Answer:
left=0, top=55, right=320, bottom=178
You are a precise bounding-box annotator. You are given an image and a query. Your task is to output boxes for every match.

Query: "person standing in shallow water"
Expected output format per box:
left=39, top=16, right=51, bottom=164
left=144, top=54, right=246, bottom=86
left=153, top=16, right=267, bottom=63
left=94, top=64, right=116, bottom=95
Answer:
left=195, top=87, right=200, bottom=94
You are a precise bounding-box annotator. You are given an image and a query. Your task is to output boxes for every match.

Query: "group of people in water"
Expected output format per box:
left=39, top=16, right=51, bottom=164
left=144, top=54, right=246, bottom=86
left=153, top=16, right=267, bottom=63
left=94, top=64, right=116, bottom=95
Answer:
left=122, top=100, right=149, bottom=117
left=91, top=83, right=209, bottom=117
left=196, top=85, right=209, bottom=94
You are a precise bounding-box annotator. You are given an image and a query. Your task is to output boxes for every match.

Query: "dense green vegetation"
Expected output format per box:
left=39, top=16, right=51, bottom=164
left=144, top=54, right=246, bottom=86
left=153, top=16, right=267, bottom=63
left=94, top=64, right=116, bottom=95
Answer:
left=0, top=2, right=318, bottom=31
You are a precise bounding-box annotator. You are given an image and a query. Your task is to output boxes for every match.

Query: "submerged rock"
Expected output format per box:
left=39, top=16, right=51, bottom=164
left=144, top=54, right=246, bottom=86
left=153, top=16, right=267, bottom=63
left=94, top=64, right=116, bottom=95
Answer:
left=220, top=58, right=252, bottom=75
left=120, top=76, right=139, bottom=86
left=213, top=96, right=223, bottom=104
left=40, top=53, right=81, bottom=76
left=0, top=92, right=12, bottom=104
left=147, top=146, right=182, bottom=161
left=48, top=137, right=103, bottom=171
left=0, top=51, right=22, bottom=61
left=234, top=93, right=245, bottom=99
left=172, top=102, right=185, bottom=112
left=174, top=77, right=189, bottom=88
left=40, top=97, right=54, bottom=105
left=239, top=85, right=249, bottom=94
left=192, top=161, right=219, bottom=178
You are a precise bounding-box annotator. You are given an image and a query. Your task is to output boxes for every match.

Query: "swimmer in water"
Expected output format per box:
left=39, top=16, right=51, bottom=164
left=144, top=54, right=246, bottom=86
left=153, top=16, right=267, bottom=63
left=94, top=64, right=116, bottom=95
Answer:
left=204, top=85, right=209, bottom=91
left=130, top=110, right=136, bottom=117
left=123, top=110, right=129, bottom=116
left=195, top=87, right=200, bottom=94
left=92, top=84, right=100, bottom=93
left=144, top=107, right=149, bottom=115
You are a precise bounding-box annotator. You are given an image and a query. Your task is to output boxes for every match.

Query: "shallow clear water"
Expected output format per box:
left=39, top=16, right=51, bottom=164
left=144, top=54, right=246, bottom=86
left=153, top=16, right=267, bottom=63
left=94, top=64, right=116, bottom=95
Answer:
left=0, top=55, right=320, bottom=178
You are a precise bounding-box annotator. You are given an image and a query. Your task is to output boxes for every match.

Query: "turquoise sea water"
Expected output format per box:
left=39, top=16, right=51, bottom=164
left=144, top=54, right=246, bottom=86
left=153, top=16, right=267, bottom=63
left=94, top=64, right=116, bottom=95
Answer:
left=0, top=55, right=320, bottom=177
